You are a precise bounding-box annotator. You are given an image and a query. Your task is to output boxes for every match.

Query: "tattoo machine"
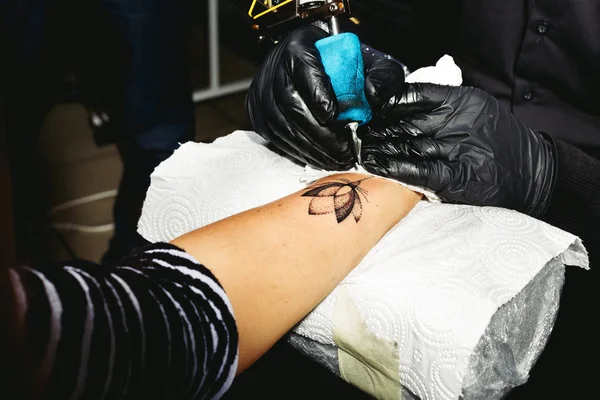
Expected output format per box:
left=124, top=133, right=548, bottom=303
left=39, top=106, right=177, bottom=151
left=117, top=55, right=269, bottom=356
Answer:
left=247, top=0, right=371, bottom=164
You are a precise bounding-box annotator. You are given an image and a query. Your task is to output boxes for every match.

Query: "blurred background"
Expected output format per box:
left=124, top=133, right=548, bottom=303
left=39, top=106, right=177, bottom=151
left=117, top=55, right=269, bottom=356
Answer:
left=1, top=0, right=267, bottom=263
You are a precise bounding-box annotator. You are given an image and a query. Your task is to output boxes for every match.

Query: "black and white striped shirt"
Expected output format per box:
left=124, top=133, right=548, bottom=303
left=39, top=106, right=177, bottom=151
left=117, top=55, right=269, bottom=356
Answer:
left=8, top=242, right=238, bottom=399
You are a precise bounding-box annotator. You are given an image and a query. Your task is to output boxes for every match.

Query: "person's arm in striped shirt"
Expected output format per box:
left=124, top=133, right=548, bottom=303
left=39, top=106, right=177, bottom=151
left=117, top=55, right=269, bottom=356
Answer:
left=1, top=172, right=420, bottom=399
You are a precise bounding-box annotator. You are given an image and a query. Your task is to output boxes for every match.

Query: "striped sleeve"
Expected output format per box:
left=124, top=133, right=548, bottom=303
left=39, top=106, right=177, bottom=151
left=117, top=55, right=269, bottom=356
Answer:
left=8, top=242, right=239, bottom=400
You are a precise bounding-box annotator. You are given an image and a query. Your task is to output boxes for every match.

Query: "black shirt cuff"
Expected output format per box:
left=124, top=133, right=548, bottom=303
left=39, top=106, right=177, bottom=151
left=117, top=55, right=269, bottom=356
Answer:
left=542, top=136, right=600, bottom=264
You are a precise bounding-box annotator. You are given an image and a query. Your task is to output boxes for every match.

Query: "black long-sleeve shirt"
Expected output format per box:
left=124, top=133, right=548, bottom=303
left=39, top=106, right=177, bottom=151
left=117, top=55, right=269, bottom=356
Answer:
left=5, top=242, right=239, bottom=400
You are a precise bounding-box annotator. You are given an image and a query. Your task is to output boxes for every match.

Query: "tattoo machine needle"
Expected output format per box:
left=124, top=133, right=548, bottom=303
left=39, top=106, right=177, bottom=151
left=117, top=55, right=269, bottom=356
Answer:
left=314, top=0, right=372, bottom=165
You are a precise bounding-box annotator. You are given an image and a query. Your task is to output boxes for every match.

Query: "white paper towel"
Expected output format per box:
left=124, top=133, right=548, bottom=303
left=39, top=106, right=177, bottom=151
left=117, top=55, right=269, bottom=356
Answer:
left=138, top=129, right=588, bottom=400
left=405, top=54, right=463, bottom=85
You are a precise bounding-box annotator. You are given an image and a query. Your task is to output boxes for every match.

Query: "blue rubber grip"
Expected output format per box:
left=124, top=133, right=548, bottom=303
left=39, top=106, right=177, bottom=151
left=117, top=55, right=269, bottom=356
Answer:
left=315, top=32, right=372, bottom=125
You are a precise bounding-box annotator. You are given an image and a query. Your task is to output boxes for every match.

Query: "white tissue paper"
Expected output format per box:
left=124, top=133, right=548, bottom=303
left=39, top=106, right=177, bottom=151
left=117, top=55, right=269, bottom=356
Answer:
left=138, top=55, right=589, bottom=400
left=405, top=54, right=463, bottom=85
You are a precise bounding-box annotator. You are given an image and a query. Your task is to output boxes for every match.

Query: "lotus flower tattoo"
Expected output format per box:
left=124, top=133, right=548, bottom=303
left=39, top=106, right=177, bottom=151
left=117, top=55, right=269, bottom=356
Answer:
left=301, top=177, right=372, bottom=223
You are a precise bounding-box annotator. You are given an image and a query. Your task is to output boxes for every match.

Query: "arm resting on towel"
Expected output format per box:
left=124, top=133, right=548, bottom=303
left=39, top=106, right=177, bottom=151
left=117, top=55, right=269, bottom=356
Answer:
left=1, top=173, right=421, bottom=399
left=171, top=172, right=422, bottom=373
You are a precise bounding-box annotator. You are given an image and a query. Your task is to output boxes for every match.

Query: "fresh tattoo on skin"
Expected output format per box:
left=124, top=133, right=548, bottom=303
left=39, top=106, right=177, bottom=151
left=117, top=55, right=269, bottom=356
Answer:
left=301, top=177, right=373, bottom=223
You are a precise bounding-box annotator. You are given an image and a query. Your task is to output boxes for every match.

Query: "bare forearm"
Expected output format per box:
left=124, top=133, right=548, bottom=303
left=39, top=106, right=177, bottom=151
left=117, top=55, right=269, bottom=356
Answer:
left=171, top=172, right=421, bottom=373
left=0, top=173, right=420, bottom=398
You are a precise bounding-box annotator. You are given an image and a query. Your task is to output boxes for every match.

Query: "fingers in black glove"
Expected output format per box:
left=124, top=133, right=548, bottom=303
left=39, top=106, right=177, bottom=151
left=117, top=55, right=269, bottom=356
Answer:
left=362, top=135, right=455, bottom=194
left=357, top=82, right=456, bottom=139
left=361, top=43, right=407, bottom=112
left=284, top=27, right=338, bottom=125
left=246, top=25, right=408, bottom=170
left=362, top=153, right=463, bottom=198
left=246, top=25, right=353, bottom=170
left=360, top=83, right=557, bottom=217
left=362, top=135, right=449, bottom=160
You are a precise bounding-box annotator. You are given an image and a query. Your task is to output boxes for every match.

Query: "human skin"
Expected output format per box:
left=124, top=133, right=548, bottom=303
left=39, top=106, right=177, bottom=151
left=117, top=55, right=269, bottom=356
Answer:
left=171, top=172, right=422, bottom=373
left=0, top=173, right=421, bottom=397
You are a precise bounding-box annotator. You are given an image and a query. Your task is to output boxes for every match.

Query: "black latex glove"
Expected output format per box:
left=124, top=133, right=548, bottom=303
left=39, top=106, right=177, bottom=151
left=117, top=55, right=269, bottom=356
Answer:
left=246, top=25, right=406, bottom=170
left=361, top=83, right=557, bottom=217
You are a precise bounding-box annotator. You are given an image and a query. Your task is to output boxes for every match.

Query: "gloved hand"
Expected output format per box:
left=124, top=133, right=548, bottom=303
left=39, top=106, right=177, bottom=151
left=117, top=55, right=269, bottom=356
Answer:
left=246, top=25, right=406, bottom=170
left=360, top=83, right=557, bottom=217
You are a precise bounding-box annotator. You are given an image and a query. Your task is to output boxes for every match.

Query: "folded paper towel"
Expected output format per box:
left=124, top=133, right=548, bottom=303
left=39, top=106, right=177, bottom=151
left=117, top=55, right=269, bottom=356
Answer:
left=405, top=54, right=463, bottom=85
left=138, top=129, right=588, bottom=400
